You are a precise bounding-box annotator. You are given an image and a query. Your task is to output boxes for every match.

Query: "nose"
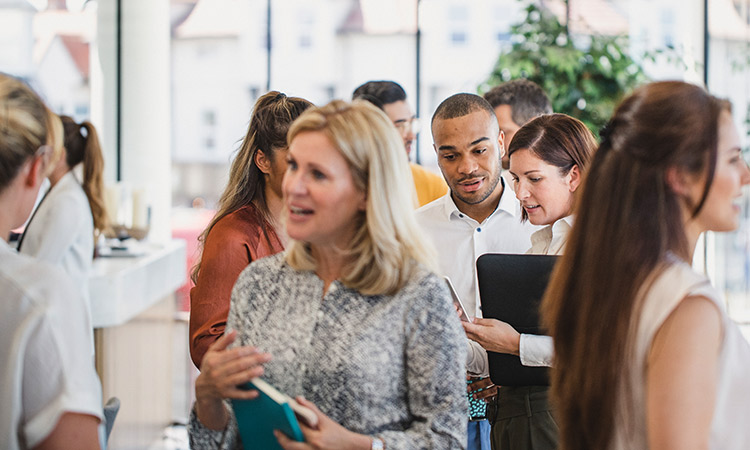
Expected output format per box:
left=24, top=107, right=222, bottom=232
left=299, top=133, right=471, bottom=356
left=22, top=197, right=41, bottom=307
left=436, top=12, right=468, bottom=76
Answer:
left=457, top=155, right=479, bottom=175
left=283, top=169, right=306, bottom=198
left=515, top=179, right=530, bottom=200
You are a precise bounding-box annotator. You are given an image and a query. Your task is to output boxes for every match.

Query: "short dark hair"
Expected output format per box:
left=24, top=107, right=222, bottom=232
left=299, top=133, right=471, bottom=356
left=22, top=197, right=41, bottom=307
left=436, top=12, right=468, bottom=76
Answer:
left=352, top=81, right=407, bottom=110
left=431, top=93, right=496, bottom=127
left=483, top=79, right=552, bottom=126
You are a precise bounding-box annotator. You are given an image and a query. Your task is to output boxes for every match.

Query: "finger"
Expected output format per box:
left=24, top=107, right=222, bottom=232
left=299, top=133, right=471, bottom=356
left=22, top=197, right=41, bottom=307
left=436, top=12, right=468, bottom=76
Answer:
left=212, top=352, right=272, bottom=380
left=207, top=330, right=237, bottom=352
left=216, top=363, right=267, bottom=391
left=470, top=318, right=493, bottom=326
left=274, top=430, right=310, bottom=450
left=295, top=396, right=321, bottom=415
left=205, top=345, right=266, bottom=371
left=223, top=387, right=261, bottom=400
left=475, top=385, right=497, bottom=400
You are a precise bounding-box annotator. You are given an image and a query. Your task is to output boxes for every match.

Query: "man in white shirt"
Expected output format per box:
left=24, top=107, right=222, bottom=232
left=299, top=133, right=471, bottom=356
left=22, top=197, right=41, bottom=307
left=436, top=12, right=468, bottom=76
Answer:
left=415, top=93, right=537, bottom=450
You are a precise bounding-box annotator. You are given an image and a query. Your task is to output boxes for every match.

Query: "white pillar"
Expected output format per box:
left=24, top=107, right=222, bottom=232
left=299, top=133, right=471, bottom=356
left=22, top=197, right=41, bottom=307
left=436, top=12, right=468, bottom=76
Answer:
left=94, top=0, right=171, bottom=242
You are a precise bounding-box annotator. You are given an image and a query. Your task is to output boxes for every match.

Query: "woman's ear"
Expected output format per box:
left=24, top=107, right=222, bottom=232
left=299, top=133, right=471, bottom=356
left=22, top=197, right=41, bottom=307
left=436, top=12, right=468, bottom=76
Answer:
left=254, top=149, right=272, bottom=175
left=666, top=166, right=694, bottom=197
left=567, top=164, right=582, bottom=192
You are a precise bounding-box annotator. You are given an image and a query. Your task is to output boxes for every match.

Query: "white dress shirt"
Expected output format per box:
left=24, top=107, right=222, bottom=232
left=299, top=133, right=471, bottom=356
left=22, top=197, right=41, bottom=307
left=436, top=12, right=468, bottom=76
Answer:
left=19, top=171, right=94, bottom=314
left=416, top=180, right=538, bottom=375
left=518, top=215, right=574, bottom=367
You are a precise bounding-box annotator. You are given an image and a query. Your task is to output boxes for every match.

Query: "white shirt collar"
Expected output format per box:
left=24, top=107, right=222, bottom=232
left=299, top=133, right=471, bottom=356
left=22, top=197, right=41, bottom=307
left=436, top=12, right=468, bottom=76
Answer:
left=439, top=178, right=519, bottom=224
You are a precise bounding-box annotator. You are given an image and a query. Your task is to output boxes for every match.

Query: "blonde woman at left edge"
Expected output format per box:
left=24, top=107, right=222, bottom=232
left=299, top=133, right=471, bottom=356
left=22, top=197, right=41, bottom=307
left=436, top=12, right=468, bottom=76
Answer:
left=189, top=100, right=468, bottom=449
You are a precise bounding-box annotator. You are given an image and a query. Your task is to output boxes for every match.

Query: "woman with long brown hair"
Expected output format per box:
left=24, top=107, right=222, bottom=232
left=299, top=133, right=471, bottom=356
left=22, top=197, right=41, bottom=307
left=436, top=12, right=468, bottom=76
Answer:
left=19, top=114, right=108, bottom=319
left=542, top=81, right=750, bottom=449
left=190, top=91, right=312, bottom=368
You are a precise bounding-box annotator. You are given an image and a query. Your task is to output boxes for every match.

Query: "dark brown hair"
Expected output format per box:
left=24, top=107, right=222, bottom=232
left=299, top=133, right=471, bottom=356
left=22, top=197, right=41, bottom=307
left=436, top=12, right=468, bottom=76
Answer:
left=508, top=113, right=597, bottom=220
left=483, top=79, right=552, bottom=125
left=192, top=91, right=312, bottom=282
left=60, top=115, right=108, bottom=236
left=541, top=81, right=729, bottom=450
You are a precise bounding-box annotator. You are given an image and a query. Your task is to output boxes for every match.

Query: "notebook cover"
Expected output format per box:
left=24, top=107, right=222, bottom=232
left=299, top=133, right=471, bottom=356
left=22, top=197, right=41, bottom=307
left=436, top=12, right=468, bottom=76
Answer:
left=230, top=381, right=305, bottom=450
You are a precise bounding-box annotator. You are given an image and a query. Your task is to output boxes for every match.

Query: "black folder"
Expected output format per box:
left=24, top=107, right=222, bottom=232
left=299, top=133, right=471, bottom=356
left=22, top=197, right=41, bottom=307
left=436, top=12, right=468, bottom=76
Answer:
left=476, top=253, right=558, bottom=386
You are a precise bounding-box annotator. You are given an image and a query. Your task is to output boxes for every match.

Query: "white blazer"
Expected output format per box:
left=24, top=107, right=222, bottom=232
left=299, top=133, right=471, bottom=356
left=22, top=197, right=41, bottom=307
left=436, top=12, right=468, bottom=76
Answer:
left=19, top=171, right=94, bottom=312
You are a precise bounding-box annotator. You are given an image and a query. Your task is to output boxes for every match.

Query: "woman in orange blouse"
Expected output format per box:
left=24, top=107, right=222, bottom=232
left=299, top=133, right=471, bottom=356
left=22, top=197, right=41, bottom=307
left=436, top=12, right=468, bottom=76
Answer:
left=189, top=92, right=312, bottom=368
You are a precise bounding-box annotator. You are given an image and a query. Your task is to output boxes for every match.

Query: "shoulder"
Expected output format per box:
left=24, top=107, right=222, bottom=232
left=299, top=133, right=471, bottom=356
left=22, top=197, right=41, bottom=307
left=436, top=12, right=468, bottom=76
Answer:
left=233, top=253, right=288, bottom=290
left=410, top=163, right=443, bottom=183
left=207, top=205, right=267, bottom=243
left=415, top=194, right=449, bottom=221
left=0, top=252, right=76, bottom=312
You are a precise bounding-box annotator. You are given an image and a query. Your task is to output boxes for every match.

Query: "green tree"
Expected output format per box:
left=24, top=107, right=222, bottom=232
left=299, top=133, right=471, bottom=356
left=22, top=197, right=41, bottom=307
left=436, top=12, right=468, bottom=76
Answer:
left=481, top=2, right=648, bottom=135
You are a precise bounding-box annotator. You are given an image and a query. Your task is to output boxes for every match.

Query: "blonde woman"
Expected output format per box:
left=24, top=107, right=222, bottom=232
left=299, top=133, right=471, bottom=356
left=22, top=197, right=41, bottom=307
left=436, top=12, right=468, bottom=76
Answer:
left=0, top=74, right=102, bottom=449
left=189, top=100, right=468, bottom=449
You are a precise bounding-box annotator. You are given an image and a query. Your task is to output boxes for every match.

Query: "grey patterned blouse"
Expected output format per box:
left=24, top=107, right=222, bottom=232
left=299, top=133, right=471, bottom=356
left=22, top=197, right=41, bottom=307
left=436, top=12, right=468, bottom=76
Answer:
left=188, top=253, right=468, bottom=449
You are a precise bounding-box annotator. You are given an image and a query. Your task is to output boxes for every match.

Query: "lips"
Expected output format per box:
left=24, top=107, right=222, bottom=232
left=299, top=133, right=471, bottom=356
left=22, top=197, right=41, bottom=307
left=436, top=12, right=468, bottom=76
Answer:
left=288, top=205, right=314, bottom=220
left=458, top=178, right=484, bottom=193
left=523, top=204, right=541, bottom=214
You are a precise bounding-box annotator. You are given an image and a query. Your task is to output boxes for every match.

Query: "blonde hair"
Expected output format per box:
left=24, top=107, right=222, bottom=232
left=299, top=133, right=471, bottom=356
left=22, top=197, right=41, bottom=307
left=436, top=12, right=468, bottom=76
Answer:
left=285, top=100, right=437, bottom=296
left=0, top=74, right=49, bottom=191
left=45, top=111, right=64, bottom=177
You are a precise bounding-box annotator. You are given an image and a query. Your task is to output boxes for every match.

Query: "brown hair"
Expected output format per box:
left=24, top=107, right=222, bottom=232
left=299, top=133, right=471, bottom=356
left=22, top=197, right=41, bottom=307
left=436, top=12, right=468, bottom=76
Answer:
left=508, top=113, right=597, bottom=221
left=191, top=91, right=312, bottom=282
left=541, top=81, right=729, bottom=450
left=0, top=74, right=49, bottom=192
left=483, top=79, right=552, bottom=125
left=60, top=115, right=109, bottom=238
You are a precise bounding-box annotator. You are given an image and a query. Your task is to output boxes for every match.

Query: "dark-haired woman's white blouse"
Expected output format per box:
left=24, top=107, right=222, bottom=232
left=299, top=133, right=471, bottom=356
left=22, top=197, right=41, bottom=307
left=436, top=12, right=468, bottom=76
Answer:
left=189, top=253, right=468, bottom=449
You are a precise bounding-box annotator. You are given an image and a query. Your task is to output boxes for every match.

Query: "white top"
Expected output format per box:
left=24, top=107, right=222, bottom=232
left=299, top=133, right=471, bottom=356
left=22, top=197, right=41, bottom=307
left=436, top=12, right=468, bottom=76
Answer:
left=0, top=240, right=103, bottom=450
left=612, top=259, right=750, bottom=450
left=416, top=181, right=538, bottom=375
left=19, top=171, right=94, bottom=316
left=518, top=215, right=574, bottom=367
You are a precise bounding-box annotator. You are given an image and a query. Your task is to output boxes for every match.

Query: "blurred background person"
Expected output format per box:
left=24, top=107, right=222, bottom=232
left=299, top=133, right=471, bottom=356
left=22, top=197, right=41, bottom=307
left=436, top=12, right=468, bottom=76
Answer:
left=462, top=113, right=597, bottom=450
left=190, top=91, right=312, bottom=368
left=484, top=79, right=552, bottom=187
left=543, top=81, right=750, bottom=450
left=190, top=100, right=467, bottom=449
left=0, top=73, right=103, bottom=450
left=353, top=80, right=448, bottom=206
left=18, top=113, right=108, bottom=333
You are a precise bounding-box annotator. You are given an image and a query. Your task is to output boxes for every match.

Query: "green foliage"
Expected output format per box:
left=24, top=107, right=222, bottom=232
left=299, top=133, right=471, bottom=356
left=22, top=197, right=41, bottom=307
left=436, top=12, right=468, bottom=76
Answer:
left=481, top=3, right=648, bottom=135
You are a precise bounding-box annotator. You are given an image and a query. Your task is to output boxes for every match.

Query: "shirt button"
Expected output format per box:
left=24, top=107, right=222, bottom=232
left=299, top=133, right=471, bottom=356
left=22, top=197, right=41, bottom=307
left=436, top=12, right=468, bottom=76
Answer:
left=459, top=213, right=464, bottom=218
left=476, top=227, right=482, bottom=232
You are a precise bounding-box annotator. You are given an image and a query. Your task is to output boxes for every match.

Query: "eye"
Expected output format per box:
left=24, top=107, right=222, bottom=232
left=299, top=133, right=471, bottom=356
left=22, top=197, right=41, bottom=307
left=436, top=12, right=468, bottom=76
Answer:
left=312, top=169, right=327, bottom=180
left=286, top=158, right=298, bottom=171
left=510, top=175, right=519, bottom=183
left=529, top=177, right=543, bottom=183
left=442, top=154, right=457, bottom=161
left=473, top=148, right=487, bottom=155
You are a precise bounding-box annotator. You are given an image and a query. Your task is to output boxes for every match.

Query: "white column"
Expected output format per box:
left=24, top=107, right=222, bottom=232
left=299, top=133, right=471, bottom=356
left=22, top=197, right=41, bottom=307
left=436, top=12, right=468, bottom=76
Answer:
left=94, top=0, right=171, bottom=242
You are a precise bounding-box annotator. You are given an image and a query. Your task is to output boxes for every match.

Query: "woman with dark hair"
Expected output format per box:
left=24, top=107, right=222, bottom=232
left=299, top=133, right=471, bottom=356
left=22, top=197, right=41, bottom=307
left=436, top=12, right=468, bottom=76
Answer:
left=0, top=73, right=102, bottom=450
left=542, top=81, right=750, bottom=449
left=19, top=114, right=108, bottom=322
left=462, top=113, right=597, bottom=450
left=190, top=91, right=313, bottom=368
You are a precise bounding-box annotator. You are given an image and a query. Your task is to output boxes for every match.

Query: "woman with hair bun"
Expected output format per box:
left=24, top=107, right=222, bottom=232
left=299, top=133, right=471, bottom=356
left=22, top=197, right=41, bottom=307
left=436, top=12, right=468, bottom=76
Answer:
left=19, top=114, right=108, bottom=322
left=190, top=91, right=313, bottom=368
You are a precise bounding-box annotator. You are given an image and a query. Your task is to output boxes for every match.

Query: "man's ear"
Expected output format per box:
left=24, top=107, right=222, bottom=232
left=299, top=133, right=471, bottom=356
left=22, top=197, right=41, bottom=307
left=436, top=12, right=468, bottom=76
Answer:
left=497, top=131, right=506, bottom=160
left=567, top=164, right=582, bottom=192
left=254, top=149, right=272, bottom=175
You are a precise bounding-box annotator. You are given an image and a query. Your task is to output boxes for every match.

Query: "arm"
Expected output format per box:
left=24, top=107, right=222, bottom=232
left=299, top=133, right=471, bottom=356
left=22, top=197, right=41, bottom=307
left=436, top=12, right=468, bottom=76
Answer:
left=190, top=224, right=253, bottom=368
left=462, top=318, right=554, bottom=367
left=33, top=413, right=100, bottom=450
left=379, top=277, right=468, bottom=449
left=646, top=295, right=722, bottom=450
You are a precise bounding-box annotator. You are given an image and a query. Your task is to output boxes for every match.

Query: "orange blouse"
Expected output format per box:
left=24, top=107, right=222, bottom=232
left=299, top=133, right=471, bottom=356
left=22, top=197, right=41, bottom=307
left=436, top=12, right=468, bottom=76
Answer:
left=189, top=204, right=284, bottom=368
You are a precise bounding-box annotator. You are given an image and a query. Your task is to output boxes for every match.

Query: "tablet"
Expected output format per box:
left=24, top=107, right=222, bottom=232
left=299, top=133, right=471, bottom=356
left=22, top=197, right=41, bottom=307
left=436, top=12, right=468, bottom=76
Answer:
left=476, top=253, right=558, bottom=386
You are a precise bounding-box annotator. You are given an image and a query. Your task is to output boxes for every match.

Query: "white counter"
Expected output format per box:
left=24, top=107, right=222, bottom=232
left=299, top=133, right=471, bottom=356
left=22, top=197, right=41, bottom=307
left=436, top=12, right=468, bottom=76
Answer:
left=89, top=239, right=186, bottom=328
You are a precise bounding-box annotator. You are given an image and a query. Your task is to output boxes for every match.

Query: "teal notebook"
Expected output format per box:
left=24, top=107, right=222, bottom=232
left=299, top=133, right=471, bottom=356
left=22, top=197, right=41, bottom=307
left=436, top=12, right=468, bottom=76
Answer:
left=230, top=378, right=317, bottom=450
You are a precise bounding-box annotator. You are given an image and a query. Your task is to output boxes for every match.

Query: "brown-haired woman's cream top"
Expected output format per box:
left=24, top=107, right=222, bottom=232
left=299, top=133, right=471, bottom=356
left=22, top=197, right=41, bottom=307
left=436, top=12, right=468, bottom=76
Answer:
left=612, top=259, right=750, bottom=449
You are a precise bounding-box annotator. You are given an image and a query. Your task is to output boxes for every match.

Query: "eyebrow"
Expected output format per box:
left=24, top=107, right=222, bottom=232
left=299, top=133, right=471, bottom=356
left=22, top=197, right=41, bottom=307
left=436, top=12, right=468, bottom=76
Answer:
left=437, top=136, right=490, bottom=152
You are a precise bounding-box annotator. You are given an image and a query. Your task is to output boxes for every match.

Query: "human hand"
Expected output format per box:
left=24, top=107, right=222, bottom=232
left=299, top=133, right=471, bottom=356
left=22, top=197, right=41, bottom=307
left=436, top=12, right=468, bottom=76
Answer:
left=467, top=375, right=497, bottom=401
left=275, top=397, right=372, bottom=450
left=194, top=330, right=272, bottom=430
left=462, top=318, right=520, bottom=355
